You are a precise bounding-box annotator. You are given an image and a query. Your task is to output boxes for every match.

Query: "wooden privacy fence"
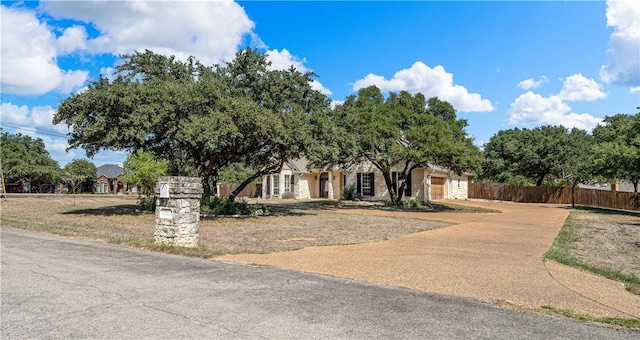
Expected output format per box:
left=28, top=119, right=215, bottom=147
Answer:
left=468, top=183, right=639, bottom=211
left=216, top=183, right=262, bottom=198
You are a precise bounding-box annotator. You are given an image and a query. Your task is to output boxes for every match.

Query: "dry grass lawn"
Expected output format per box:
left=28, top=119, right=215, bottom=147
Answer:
left=1, top=195, right=460, bottom=255
left=569, top=207, right=640, bottom=278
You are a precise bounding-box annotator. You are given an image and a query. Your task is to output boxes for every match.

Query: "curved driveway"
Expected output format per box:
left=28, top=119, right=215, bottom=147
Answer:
left=222, top=200, right=640, bottom=319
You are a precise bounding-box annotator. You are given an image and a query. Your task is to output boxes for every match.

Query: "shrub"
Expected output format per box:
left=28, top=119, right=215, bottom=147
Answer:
left=201, top=197, right=253, bottom=216
left=342, top=184, right=357, bottom=201
left=408, top=200, right=420, bottom=209
left=139, top=195, right=156, bottom=212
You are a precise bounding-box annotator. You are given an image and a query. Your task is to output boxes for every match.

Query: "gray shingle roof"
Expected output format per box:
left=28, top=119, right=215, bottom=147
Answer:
left=96, top=164, right=124, bottom=179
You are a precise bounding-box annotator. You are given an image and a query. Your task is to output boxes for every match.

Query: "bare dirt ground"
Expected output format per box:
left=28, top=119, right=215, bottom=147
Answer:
left=0, top=195, right=464, bottom=253
left=569, top=208, right=640, bottom=278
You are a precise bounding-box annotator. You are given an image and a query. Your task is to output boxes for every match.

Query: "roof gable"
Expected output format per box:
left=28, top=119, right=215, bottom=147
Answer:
left=96, top=164, right=124, bottom=179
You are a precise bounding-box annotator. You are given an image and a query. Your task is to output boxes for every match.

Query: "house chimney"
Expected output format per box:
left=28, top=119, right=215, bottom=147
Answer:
left=611, top=181, right=619, bottom=191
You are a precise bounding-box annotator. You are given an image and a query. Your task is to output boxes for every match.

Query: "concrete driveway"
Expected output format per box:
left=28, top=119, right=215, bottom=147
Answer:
left=2, top=226, right=637, bottom=339
left=223, top=200, right=640, bottom=319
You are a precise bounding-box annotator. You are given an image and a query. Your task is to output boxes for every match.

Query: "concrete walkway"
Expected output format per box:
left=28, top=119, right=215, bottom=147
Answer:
left=222, top=200, right=640, bottom=319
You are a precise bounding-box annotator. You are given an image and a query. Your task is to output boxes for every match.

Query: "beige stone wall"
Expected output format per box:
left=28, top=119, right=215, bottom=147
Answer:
left=154, top=177, right=203, bottom=248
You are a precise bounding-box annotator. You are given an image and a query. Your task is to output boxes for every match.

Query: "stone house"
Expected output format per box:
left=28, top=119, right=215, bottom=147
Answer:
left=261, top=158, right=472, bottom=201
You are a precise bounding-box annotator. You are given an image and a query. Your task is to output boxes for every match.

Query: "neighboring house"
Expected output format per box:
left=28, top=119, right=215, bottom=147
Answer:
left=262, top=158, right=472, bottom=201
left=579, top=180, right=636, bottom=193
left=94, top=163, right=128, bottom=194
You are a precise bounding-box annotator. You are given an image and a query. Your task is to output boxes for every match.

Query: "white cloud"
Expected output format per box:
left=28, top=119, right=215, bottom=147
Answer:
left=41, top=0, right=256, bottom=65
left=1, top=102, right=69, bottom=135
left=0, top=6, right=89, bottom=96
left=630, top=86, right=640, bottom=94
left=56, top=25, right=88, bottom=54
left=352, top=62, right=494, bottom=112
left=557, top=74, right=607, bottom=101
left=517, top=76, right=547, bottom=90
left=600, top=0, right=640, bottom=87
left=265, top=48, right=333, bottom=96
left=330, top=100, right=344, bottom=109
left=507, top=92, right=602, bottom=131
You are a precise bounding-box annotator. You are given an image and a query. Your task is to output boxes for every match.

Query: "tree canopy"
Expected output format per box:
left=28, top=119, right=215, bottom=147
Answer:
left=0, top=130, right=62, bottom=188
left=63, top=159, right=97, bottom=193
left=481, top=125, right=594, bottom=187
left=592, top=110, right=640, bottom=192
left=326, top=86, right=482, bottom=203
left=54, top=49, right=330, bottom=200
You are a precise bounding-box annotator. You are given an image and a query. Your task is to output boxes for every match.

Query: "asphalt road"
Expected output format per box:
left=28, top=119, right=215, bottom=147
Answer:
left=1, top=227, right=637, bottom=339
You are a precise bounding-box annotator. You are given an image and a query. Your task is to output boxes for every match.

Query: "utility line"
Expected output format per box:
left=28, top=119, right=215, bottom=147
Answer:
left=0, top=122, right=70, bottom=138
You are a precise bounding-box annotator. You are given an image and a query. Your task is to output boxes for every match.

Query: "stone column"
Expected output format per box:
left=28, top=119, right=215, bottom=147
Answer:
left=154, top=176, right=203, bottom=248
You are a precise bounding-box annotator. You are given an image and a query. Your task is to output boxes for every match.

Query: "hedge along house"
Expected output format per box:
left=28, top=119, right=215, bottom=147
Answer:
left=262, top=159, right=471, bottom=201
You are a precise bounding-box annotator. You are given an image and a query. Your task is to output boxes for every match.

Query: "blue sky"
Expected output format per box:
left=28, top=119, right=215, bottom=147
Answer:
left=1, top=0, right=639, bottom=168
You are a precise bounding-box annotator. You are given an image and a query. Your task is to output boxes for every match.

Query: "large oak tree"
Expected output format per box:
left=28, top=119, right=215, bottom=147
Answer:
left=592, top=110, right=640, bottom=192
left=482, top=125, right=595, bottom=187
left=54, top=49, right=330, bottom=200
left=325, top=86, right=481, bottom=203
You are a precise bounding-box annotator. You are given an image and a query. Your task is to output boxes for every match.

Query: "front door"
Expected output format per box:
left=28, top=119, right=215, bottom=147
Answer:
left=319, top=173, right=329, bottom=198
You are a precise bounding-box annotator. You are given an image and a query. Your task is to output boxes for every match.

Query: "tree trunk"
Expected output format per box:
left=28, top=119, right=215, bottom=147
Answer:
left=381, top=170, right=397, bottom=203
left=229, top=173, right=262, bottom=202
left=229, top=160, right=284, bottom=202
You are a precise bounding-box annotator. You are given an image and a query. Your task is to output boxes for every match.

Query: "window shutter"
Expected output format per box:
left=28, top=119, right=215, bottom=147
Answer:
left=370, top=172, right=375, bottom=196
left=405, top=171, right=412, bottom=197
left=291, top=175, right=295, bottom=186
left=357, top=173, right=362, bottom=194
left=266, top=176, right=271, bottom=195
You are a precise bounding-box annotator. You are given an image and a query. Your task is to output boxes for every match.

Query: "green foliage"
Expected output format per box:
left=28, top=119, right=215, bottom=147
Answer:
left=0, top=130, right=62, bottom=186
left=63, top=159, right=97, bottom=193
left=481, top=126, right=594, bottom=187
left=341, top=184, right=357, bottom=200
left=592, top=111, right=640, bottom=192
left=382, top=199, right=422, bottom=209
left=218, top=163, right=259, bottom=184
left=325, top=86, right=481, bottom=204
left=138, top=195, right=157, bottom=212
left=123, top=151, right=168, bottom=194
left=54, top=49, right=330, bottom=200
left=201, top=197, right=254, bottom=216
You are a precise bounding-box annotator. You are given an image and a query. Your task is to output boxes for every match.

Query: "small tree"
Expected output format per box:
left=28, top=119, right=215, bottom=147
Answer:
left=123, top=151, right=168, bottom=195
left=63, top=159, right=97, bottom=193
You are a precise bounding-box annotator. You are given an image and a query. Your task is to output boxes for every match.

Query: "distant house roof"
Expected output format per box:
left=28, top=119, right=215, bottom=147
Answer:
left=96, top=164, right=124, bottom=179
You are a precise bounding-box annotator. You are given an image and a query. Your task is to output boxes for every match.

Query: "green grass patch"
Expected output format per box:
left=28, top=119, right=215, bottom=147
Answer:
left=545, top=208, right=640, bottom=296
left=540, top=306, right=640, bottom=328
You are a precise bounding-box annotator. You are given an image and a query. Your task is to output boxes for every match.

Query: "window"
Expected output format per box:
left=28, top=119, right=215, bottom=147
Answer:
left=357, top=172, right=375, bottom=196
left=284, top=175, right=291, bottom=192
left=272, top=175, right=280, bottom=195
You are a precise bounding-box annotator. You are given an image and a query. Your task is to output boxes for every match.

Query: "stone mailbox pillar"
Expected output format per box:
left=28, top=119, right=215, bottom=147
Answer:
left=154, top=176, right=203, bottom=248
